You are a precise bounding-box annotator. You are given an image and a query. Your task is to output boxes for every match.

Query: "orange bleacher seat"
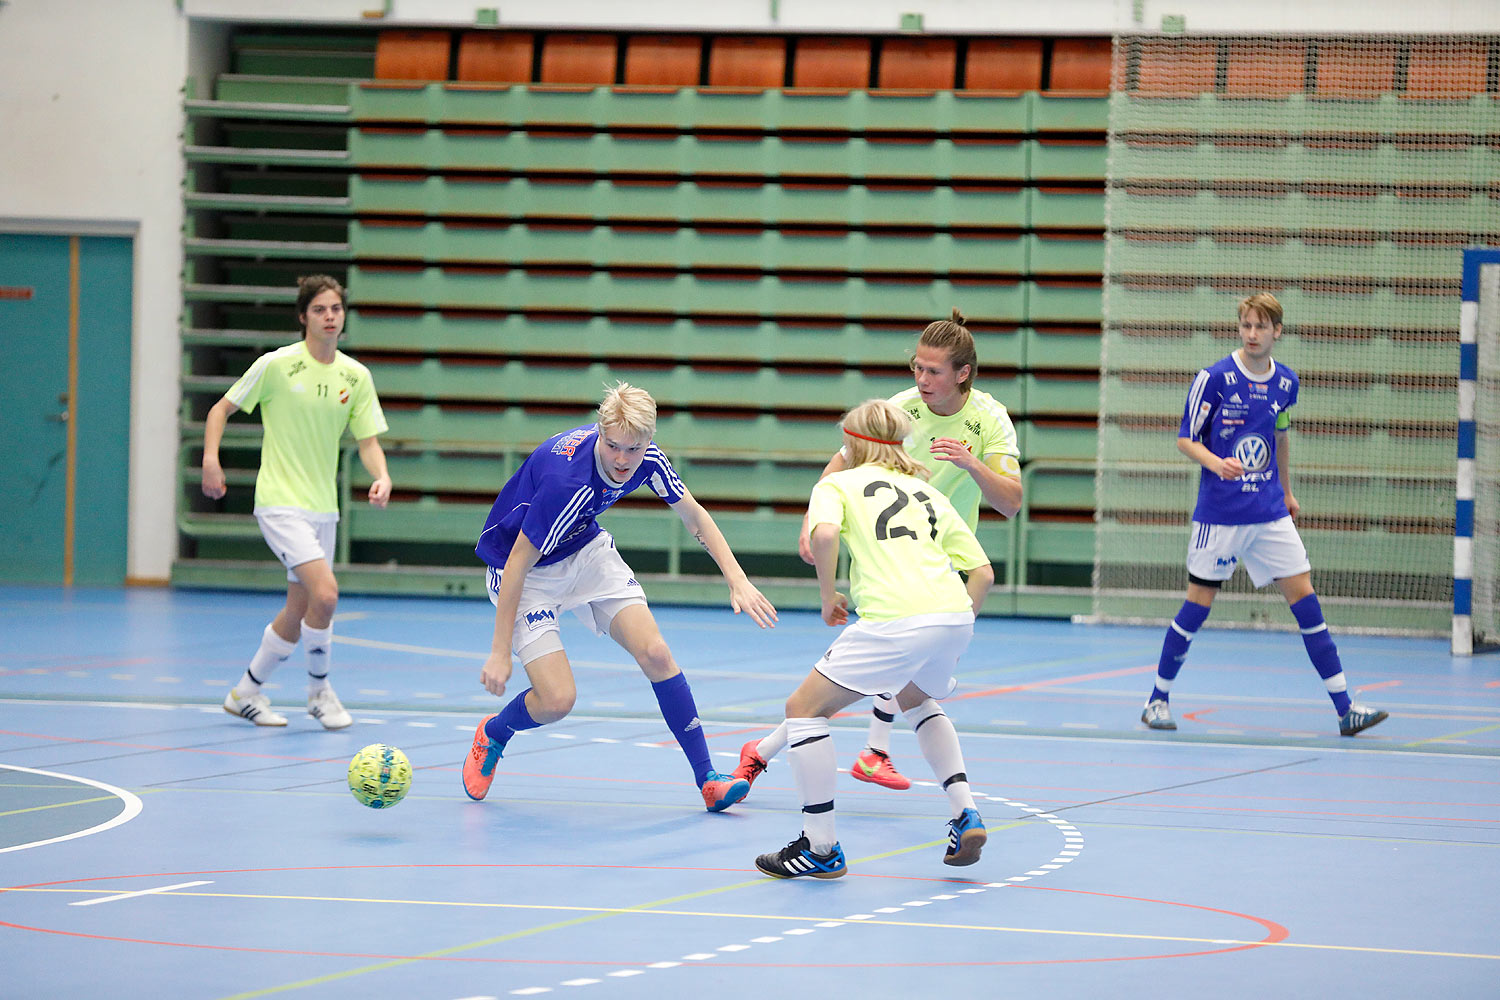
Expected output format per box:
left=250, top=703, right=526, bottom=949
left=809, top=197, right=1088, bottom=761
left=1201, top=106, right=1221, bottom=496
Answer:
left=539, top=33, right=618, bottom=86
left=1133, top=39, right=1217, bottom=96
left=792, top=37, right=872, bottom=90
left=1405, top=40, right=1489, bottom=98
left=623, top=35, right=702, bottom=87
left=877, top=37, right=957, bottom=90
left=456, top=32, right=534, bottom=84
left=374, top=30, right=452, bottom=81
left=1050, top=38, right=1112, bottom=91
left=1312, top=41, right=1396, bottom=98
left=1224, top=41, right=1306, bottom=97
left=707, top=36, right=787, bottom=88
left=964, top=39, right=1043, bottom=91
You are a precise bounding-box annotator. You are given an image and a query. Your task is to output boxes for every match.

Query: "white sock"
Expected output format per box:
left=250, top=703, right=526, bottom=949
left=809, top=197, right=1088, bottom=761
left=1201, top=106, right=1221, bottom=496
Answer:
left=235, top=624, right=296, bottom=697
left=865, top=695, right=897, bottom=754
left=301, top=619, right=333, bottom=694
left=756, top=720, right=789, bottom=762
left=785, top=717, right=837, bottom=852
left=905, top=699, right=976, bottom=817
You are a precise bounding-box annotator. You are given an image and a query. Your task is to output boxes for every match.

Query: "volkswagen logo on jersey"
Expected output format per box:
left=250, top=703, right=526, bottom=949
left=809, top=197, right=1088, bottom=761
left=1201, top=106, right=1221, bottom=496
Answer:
left=1233, top=434, right=1271, bottom=472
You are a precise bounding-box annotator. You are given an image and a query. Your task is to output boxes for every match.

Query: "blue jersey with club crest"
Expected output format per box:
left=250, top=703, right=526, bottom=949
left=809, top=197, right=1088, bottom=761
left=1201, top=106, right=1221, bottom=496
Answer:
left=1178, top=352, right=1298, bottom=525
left=475, top=423, right=686, bottom=568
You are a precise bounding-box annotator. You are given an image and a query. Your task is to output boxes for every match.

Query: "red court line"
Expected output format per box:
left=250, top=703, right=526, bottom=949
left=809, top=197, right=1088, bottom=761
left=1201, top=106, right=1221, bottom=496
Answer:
left=0, top=866, right=1289, bottom=968
left=1358, top=680, right=1403, bottom=691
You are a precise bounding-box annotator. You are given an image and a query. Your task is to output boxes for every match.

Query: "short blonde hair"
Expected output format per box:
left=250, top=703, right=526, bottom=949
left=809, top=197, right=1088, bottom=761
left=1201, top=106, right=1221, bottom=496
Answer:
left=597, top=381, right=657, bottom=440
left=841, top=399, right=928, bottom=480
left=1238, top=292, right=1283, bottom=328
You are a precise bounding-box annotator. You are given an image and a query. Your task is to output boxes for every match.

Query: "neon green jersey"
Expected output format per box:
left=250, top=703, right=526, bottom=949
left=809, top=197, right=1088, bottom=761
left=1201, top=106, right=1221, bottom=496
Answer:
left=226, top=341, right=388, bottom=515
left=808, top=464, right=989, bottom=621
left=885, top=386, right=1020, bottom=529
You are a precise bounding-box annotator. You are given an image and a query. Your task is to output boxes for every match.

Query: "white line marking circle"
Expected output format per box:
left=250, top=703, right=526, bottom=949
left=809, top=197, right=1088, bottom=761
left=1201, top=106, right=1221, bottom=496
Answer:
left=0, top=764, right=143, bottom=854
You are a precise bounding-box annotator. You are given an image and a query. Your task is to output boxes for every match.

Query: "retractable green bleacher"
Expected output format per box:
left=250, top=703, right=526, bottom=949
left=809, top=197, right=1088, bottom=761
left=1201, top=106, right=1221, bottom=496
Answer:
left=176, top=27, right=1112, bottom=613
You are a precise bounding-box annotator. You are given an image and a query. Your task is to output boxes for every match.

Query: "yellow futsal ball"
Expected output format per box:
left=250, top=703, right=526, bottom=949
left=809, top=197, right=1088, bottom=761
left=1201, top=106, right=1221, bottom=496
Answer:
left=347, top=743, right=412, bottom=809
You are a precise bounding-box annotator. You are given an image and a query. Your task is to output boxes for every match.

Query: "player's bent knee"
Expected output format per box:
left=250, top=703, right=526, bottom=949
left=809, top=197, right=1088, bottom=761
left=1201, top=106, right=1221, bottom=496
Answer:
left=530, top=687, right=576, bottom=722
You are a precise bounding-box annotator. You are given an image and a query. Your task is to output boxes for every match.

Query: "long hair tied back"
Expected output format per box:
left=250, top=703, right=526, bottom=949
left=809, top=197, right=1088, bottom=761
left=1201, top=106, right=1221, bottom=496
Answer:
left=841, top=399, right=928, bottom=479
left=914, top=307, right=976, bottom=391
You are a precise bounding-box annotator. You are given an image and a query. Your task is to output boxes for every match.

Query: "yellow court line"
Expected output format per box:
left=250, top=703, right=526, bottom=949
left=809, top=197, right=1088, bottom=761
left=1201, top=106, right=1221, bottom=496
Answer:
left=0, top=794, right=121, bottom=820
left=10, top=884, right=1495, bottom=968
left=1402, top=722, right=1500, bottom=747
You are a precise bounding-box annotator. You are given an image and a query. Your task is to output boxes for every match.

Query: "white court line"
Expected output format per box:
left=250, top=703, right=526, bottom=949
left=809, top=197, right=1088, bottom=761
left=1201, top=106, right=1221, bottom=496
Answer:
left=70, top=880, right=213, bottom=907
left=0, top=764, right=143, bottom=854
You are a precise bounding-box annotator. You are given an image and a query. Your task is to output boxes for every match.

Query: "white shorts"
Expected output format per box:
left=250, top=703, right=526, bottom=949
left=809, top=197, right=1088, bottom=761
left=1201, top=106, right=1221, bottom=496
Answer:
left=255, top=507, right=338, bottom=583
left=815, top=612, right=975, bottom=700
left=1186, top=517, right=1311, bottom=589
left=486, top=531, right=647, bottom=665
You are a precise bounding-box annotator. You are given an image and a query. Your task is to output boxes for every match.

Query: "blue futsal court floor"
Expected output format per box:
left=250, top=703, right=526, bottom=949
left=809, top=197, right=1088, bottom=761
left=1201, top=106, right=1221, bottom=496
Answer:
left=2, top=585, right=1498, bottom=999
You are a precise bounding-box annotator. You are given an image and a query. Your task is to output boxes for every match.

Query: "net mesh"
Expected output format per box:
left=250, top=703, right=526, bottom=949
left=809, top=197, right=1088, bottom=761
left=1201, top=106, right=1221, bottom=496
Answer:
left=1095, top=35, right=1500, bottom=634
left=1475, top=263, right=1500, bottom=648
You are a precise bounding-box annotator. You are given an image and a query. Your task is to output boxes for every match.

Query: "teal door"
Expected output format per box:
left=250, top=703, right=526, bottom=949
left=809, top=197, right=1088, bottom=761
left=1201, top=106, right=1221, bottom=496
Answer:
left=0, top=233, right=133, bottom=585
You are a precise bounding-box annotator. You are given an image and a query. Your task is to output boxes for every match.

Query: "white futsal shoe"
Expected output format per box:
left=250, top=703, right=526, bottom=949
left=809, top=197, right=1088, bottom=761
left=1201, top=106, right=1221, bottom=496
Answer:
left=223, top=688, right=288, bottom=727
left=307, top=686, right=353, bottom=730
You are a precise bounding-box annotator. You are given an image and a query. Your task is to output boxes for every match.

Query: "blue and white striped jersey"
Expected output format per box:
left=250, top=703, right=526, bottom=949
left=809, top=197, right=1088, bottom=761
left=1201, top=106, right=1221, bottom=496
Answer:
left=1178, top=352, right=1299, bottom=525
left=475, top=423, right=686, bottom=568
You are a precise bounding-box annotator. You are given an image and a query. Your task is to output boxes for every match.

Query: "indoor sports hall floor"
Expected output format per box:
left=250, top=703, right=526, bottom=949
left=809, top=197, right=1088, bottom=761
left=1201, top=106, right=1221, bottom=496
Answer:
left=2, top=585, right=1497, bottom=1000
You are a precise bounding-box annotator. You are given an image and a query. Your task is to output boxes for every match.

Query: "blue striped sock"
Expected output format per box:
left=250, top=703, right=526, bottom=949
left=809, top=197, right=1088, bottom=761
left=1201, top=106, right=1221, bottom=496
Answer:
left=1290, top=594, right=1352, bottom=716
left=485, top=688, right=541, bottom=748
left=1153, top=600, right=1211, bottom=701
left=652, top=672, right=714, bottom=786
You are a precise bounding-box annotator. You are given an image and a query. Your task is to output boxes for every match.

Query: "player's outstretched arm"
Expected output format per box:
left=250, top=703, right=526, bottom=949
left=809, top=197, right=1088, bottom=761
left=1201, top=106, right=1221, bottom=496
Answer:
left=200, top=397, right=240, bottom=499
left=356, top=435, right=392, bottom=508
left=482, top=531, right=541, bottom=697
left=669, top=490, right=777, bottom=627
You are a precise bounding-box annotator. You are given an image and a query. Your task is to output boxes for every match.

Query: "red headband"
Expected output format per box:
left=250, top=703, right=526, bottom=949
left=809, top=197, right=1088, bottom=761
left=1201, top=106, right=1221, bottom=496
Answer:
left=844, top=427, right=902, bottom=446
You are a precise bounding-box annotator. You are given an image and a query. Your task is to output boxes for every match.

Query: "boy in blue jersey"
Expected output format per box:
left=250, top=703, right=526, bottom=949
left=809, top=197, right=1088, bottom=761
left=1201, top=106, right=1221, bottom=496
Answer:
left=1142, top=293, right=1387, bottom=737
left=461, top=382, right=779, bottom=811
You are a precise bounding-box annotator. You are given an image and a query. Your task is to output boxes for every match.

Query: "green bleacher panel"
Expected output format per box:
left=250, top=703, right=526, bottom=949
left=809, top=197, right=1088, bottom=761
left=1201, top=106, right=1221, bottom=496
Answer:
left=184, top=237, right=352, bottom=262
left=211, top=168, right=350, bottom=198
left=1017, top=420, right=1097, bottom=461
left=1108, top=92, right=1500, bottom=139
left=363, top=358, right=915, bottom=412
left=1108, top=189, right=1493, bottom=237
left=1098, top=422, right=1456, bottom=476
left=348, top=175, right=1030, bottom=228
left=1109, top=235, right=1457, bottom=281
left=1111, top=139, right=1492, bottom=186
left=1022, top=373, right=1101, bottom=416
left=184, top=191, right=352, bottom=215
left=1023, top=461, right=1096, bottom=510
left=1026, top=233, right=1105, bottom=275
left=1022, top=327, right=1101, bottom=369
left=1101, top=329, right=1455, bottom=378
left=347, top=130, right=1031, bottom=181
left=1028, top=187, right=1106, bottom=229
left=217, top=121, right=350, bottom=152
left=1104, top=285, right=1457, bottom=332
left=1029, top=140, right=1109, bottom=181
left=1025, top=281, right=1102, bottom=324
left=214, top=75, right=357, bottom=106
left=1100, top=373, right=1453, bottom=426
left=1017, top=518, right=1094, bottom=584
left=186, top=95, right=350, bottom=122
left=231, top=33, right=376, bottom=78
left=346, top=266, right=1029, bottom=322
left=1031, top=94, right=1110, bottom=132
left=350, top=221, right=1029, bottom=275
left=350, top=84, right=1034, bottom=134
left=347, top=312, right=943, bottom=365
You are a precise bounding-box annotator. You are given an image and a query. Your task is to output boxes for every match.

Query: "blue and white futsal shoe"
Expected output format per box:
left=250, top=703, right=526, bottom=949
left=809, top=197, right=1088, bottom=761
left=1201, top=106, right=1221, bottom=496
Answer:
left=943, top=807, right=987, bottom=866
left=756, top=835, right=847, bottom=879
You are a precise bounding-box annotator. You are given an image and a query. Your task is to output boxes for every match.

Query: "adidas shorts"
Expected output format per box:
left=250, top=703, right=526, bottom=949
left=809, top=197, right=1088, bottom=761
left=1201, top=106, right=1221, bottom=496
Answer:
left=1185, top=516, right=1310, bottom=589
left=255, top=506, right=338, bottom=583
left=814, top=612, right=975, bottom=701
left=486, top=531, right=646, bottom=665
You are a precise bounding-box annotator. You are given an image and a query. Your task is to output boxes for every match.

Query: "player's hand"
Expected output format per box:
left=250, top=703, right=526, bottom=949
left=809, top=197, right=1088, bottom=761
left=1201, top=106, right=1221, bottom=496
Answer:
left=797, top=514, right=815, bottom=565
left=821, top=592, right=848, bottom=627
left=368, top=475, right=392, bottom=508
left=480, top=651, right=513, bottom=697
left=929, top=436, right=978, bottom=472
left=1217, top=456, right=1244, bottom=481
left=200, top=460, right=227, bottom=499
left=729, top=581, right=778, bottom=628
left=1284, top=491, right=1300, bottom=519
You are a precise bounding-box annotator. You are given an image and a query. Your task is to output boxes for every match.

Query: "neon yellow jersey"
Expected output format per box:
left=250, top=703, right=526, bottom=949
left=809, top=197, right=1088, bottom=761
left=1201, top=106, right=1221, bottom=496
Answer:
left=885, top=386, right=1020, bottom=529
left=808, top=464, right=989, bottom=621
left=226, top=341, right=388, bottom=515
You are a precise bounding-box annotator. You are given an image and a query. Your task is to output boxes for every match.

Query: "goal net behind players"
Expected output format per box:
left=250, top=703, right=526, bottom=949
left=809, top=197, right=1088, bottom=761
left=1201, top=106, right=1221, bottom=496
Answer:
left=1093, top=35, right=1500, bottom=635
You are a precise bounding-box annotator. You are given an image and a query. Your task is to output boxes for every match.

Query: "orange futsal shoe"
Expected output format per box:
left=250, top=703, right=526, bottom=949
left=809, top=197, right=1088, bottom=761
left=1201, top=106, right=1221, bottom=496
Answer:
left=462, top=715, right=502, bottom=801
left=850, top=748, right=911, bottom=790
left=732, top=739, right=769, bottom=790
